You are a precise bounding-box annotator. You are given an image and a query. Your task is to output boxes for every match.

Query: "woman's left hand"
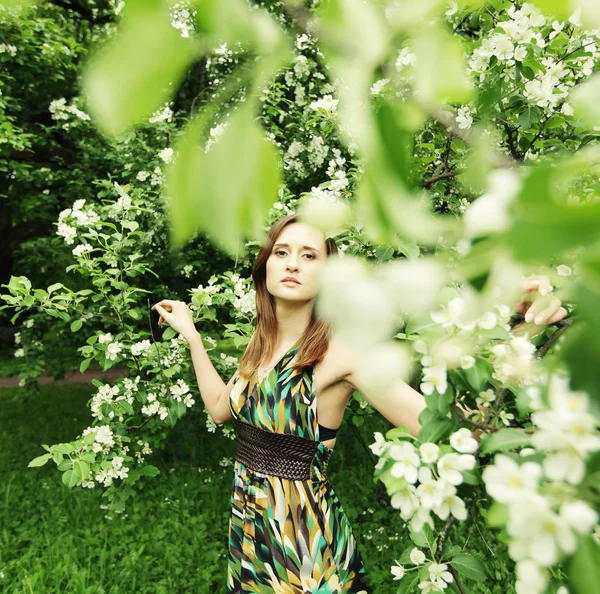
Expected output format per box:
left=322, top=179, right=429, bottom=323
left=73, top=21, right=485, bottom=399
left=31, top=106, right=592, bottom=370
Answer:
left=511, top=274, right=568, bottom=336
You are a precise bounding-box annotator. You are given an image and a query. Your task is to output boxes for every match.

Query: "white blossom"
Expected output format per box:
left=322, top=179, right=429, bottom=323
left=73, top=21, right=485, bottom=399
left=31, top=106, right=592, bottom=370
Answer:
left=449, top=428, right=479, bottom=454
left=482, top=454, right=542, bottom=503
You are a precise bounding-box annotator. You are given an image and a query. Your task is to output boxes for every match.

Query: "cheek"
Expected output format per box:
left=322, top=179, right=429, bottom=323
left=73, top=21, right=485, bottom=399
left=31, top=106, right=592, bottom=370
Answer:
left=307, top=262, right=324, bottom=286
left=265, top=258, right=277, bottom=281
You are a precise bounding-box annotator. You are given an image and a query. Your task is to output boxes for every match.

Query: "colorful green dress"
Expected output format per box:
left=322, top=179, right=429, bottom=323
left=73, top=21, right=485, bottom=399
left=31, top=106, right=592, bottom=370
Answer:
left=227, top=339, right=369, bottom=593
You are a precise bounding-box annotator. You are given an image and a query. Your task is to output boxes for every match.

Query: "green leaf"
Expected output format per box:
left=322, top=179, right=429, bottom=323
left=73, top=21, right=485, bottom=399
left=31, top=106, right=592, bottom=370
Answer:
left=427, top=386, right=454, bottom=416
left=397, top=573, right=420, bottom=594
left=518, top=106, right=541, bottom=129
left=79, top=358, right=92, bottom=373
left=451, top=553, right=488, bottom=581
left=409, top=522, right=434, bottom=548
left=73, top=460, right=90, bottom=481
left=418, top=416, right=456, bottom=443
left=386, top=425, right=414, bottom=441
left=47, top=282, right=65, bottom=294
left=162, top=326, right=177, bottom=341
left=70, top=319, right=83, bottom=332
left=567, top=535, right=600, bottom=594
left=464, top=358, right=492, bottom=392
left=138, top=465, right=160, bottom=477
left=28, top=454, right=51, bottom=468
left=480, top=429, right=532, bottom=454
left=83, top=0, right=197, bottom=137
left=62, top=469, right=80, bottom=489
left=460, top=467, right=481, bottom=485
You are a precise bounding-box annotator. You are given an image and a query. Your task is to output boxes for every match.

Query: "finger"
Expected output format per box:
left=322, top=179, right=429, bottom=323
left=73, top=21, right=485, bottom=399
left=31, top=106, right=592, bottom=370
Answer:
left=532, top=297, right=562, bottom=325
left=154, top=304, right=170, bottom=318
left=524, top=294, right=553, bottom=323
left=546, top=306, right=567, bottom=325
left=528, top=296, right=561, bottom=325
left=153, top=299, right=176, bottom=309
left=521, top=275, right=551, bottom=295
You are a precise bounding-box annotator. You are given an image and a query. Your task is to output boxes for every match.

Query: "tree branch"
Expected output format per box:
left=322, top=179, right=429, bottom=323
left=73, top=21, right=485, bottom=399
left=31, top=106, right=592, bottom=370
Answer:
left=536, top=316, right=577, bottom=359
left=423, top=170, right=458, bottom=188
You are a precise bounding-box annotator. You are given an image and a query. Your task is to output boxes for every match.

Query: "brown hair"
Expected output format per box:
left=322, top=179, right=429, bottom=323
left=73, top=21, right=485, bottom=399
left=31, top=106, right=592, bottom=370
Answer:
left=236, top=213, right=339, bottom=379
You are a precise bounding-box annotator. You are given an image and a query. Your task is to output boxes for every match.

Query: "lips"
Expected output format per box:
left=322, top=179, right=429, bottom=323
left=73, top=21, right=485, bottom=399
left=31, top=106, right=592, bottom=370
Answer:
left=281, top=277, right=300, bottom=284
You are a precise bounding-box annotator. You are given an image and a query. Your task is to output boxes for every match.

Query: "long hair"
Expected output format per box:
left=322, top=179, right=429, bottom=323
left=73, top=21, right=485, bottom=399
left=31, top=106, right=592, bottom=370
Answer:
left=236, top=213, right=339, bottom=380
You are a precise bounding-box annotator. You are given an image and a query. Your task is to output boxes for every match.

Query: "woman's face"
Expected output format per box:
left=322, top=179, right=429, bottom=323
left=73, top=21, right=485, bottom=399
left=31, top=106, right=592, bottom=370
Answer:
left=265, top=222, right=327, bottom=303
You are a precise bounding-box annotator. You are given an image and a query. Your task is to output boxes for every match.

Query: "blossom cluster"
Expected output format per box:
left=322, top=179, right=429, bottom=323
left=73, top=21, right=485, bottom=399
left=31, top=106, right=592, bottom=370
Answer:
left=56, top=199, right=101, bottom=245
left=466, top=2, right=600, bottom=114
left=391, top=547, right=454, bottom=593
left=370, top=428, right=478, bottom=533
left=371, top=428, right=480, bottom=591
left=49, top=97, right=91, bottom=130
left=482, top=373, right=600, bottom=594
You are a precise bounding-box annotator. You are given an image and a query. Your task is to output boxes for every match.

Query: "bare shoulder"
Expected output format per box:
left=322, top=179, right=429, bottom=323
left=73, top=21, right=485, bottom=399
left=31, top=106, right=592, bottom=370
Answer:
left=318, top=335, right=358, bottom=390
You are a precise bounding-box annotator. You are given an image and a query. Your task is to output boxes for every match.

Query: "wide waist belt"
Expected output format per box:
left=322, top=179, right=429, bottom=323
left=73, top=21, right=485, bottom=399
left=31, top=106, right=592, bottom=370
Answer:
left=234, top=420, right=319, bottom=480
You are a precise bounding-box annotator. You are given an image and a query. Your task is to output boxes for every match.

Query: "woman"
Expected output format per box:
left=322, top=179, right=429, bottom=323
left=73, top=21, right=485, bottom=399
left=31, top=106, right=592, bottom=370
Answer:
left=152, top=213, right=567, bottom=592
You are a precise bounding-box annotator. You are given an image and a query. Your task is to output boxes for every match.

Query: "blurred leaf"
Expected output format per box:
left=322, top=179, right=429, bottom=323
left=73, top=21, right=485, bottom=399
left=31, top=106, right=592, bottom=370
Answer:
left=486, top=501, right=509, bottom=527
left=317, top=0, right=388, bottom=148
left=194, top=0, right=285, bottom=53
left=567, top=535, right=600, bottom=594
left=570, top=74, right=600, bottom=130
left=507, top=163, right=600, bottom=263
left=83, top=0, right=198, bottom=137
left=167, top=101, right=281, bottom=255
left=526, top=0, right=571, bottom=19
left=462, top=127, right=495, bottom=194
left=413, top=24, right=473, bottom=106
left=356, top=166, right=455, bottom=248
left=374, top=100, right=412, bottom=188
left=563, top=257, right=600, bottom=414
left=0, top=0, right=37, bottom=6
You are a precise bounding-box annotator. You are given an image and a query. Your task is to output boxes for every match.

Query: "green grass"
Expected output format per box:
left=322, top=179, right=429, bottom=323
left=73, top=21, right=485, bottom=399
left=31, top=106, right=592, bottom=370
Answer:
left=0, top=383, right=418, bottom=593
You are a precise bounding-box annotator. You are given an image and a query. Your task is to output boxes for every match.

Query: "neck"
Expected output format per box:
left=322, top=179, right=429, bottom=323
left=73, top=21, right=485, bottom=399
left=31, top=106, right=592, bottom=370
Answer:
left=274, top=298, right=313, bottom=345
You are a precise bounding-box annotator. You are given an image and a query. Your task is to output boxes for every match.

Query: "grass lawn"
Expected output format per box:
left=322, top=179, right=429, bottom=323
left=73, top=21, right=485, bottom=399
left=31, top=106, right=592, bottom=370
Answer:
left=0, top=383, right=422, bottom=593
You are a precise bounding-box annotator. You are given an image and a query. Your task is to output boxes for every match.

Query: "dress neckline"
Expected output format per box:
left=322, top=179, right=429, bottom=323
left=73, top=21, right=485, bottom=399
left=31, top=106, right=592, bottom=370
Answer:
left=256, top=337, right=302, bottom=385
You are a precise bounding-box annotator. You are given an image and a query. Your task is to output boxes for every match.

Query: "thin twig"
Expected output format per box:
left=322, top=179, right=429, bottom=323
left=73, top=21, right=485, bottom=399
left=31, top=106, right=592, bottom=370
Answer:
left=536, top=317, right=577, bottom=359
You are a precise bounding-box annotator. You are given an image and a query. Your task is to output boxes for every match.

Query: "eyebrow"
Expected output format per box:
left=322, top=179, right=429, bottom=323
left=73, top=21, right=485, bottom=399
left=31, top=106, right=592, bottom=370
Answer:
left=273, top=243, right=321, bottom=254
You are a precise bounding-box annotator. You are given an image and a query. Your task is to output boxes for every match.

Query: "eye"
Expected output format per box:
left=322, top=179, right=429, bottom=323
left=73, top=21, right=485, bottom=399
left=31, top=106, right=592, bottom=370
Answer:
left=274, top=250, right=287, bottom=256
left=303, top=253, right=316, bottom=259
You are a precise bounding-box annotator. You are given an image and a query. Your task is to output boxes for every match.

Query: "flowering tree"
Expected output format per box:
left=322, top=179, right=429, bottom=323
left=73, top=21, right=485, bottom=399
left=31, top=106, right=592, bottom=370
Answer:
left=2, top=0, right=600, bottom=592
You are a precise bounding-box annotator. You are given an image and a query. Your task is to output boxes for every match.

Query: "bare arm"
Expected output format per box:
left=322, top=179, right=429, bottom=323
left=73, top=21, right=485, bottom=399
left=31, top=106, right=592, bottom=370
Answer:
left=152, top=299, right=236, bottom=425
left=333, top=338, right=426, bottom=437
left=187, top=332, right=235, bottom=424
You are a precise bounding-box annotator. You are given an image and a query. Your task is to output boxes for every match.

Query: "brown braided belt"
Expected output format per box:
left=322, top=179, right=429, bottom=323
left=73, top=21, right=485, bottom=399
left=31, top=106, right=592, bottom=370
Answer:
left=233, top=419, right=319, bottom=480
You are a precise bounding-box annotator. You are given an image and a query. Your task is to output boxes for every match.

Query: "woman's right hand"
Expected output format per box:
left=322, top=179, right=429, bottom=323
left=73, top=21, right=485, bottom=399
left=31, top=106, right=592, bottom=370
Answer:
left=151, top=299, right=198, bottom=341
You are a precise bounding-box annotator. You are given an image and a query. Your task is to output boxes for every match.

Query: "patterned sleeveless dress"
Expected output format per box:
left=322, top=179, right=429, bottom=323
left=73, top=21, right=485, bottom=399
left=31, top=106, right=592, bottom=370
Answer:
left=227, top=339, right=369, bottom=593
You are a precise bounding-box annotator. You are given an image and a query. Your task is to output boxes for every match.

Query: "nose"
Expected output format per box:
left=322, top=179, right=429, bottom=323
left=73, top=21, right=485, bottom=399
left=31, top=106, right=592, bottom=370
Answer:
left=286, top=254, right=299, bottom=272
